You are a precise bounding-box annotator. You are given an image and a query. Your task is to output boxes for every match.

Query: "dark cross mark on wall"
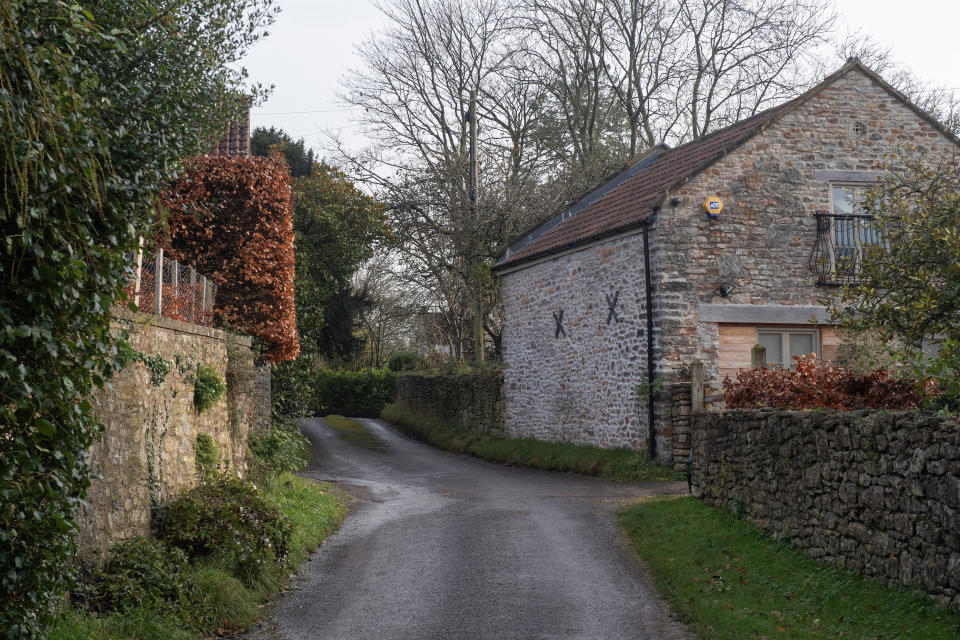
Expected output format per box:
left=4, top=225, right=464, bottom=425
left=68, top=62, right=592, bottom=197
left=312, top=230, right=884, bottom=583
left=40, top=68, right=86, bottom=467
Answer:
left=605, top=290, right=620, bottom=324
left=553, top=309, right=566, bottom=338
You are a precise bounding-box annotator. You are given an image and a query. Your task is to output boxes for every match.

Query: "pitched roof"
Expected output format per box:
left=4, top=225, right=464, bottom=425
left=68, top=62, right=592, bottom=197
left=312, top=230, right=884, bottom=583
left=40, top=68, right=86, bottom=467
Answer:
left=493, top=59, right=958, bottom=272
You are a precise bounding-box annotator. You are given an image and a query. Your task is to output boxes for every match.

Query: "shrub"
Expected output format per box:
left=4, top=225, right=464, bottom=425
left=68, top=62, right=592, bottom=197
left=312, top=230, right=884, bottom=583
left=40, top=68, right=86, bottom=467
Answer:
left=247, top=414, right=309, bottom=482
left=193, top=364, right=226, bottom=413
left=387, top=352, right=423, bottom=372
left=313, top=368, right=397, bottom=416
left=271, top=357, right=315, bottom=419
left=722, top=355, right=925, bottom=410
left=115, top=339, right=138, bottom=369
left=73, top=538, right=196, bottom=620
left=194, top=433, right=220, bottom=478
left=157, top=476, right=291, bottom=585
left=161, top=155, right=299, bottom=363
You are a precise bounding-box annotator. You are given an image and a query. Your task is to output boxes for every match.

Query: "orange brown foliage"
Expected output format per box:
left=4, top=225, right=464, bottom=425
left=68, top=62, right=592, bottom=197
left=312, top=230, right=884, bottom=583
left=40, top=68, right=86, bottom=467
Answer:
left=722, top=355, right=927, bottom=410
left=160, top=155, right=299, bottom=363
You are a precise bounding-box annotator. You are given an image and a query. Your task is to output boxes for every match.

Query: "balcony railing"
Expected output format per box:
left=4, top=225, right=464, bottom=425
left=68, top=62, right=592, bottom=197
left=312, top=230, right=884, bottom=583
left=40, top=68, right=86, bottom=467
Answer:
left=124, top=246, right=217, bottom=327
left=808, top=212, right=884, bottom=286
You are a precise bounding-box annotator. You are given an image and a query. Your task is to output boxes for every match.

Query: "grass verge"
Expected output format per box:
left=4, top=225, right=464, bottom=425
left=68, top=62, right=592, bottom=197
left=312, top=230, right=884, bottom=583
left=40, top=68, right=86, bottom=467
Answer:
left=619, top=495, right=960, bottom=639
left=51, top=474, right=348, bottom=640
left=380, top=402, right=681, bottom=482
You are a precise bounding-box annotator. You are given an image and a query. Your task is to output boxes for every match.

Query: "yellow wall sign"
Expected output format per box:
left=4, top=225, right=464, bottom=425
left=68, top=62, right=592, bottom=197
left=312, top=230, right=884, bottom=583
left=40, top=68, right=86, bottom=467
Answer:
left=703, top=197, right=723, bottom=218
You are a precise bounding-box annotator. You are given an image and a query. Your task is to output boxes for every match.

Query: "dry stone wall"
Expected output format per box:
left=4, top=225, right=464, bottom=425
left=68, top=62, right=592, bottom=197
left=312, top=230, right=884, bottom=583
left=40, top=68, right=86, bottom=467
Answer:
left=499, top=232, right=661, bottom=456
left=395, top=372, right=505, bottom=435
left=75, top=311, right=259, bottom=559
left=692, top=409, right=960, bottom=608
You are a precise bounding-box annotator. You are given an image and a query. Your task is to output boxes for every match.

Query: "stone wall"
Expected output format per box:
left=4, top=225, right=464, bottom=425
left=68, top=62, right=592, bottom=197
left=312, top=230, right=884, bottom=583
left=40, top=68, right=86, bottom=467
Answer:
left=75, top=311, right=259, bottom=558
left=395, top=372, right=505, bottom=435
left=692, top=409, right=960, bottom=608
left=653, top=67, right=959, bottom=388
left=499, top=232, right=662, bottom=456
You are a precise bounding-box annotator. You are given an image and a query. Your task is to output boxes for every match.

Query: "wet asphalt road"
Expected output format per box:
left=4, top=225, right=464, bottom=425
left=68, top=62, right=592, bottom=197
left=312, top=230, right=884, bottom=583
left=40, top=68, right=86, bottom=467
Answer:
left=249, top=417, right=691, bottom=640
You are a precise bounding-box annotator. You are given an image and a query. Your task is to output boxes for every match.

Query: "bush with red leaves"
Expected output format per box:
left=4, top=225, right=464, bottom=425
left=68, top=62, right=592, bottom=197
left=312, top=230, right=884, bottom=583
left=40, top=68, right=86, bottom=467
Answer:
left=161, top=155, right=299, bottom=363
left=722, top=355, right=930, bottom=410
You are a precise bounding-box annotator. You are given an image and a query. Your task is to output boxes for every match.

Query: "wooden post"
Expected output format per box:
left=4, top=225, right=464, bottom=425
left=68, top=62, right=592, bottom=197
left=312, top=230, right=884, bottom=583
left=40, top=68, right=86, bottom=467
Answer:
left=154, top=248, right=163, bottom=315
left=690, top=359, right=704, bottom=411
left=751, top=343, right=767, bottom=369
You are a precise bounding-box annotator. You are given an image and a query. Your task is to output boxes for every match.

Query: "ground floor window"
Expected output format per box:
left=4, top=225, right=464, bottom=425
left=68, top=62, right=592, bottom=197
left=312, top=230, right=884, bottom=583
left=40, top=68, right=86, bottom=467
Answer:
left=718, top=324, right=839, bottom=382
left=756, top=329, right=819, bottom=368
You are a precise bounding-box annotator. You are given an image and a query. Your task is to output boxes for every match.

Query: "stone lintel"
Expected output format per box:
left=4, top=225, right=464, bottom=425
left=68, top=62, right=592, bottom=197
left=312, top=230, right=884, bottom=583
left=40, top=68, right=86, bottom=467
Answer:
left=698, top=303, right=833, bottom=325
left=813, top=169, right=884, bottom=183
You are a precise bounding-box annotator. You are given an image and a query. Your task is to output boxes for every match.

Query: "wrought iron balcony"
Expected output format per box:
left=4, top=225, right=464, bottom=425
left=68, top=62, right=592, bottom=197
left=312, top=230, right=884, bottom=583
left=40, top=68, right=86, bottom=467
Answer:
left=808, top=211, right=883, bottom=286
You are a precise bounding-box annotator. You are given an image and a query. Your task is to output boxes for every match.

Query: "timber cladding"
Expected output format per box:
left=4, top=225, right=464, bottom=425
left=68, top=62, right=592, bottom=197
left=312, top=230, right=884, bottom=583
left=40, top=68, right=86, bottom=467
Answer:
left=693, top=409, right=960, bottom=610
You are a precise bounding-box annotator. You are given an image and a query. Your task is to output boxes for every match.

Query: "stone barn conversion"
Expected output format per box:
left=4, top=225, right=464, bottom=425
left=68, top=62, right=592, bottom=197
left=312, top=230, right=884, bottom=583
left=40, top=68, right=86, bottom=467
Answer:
left=492, top=59, right=960, bottom=466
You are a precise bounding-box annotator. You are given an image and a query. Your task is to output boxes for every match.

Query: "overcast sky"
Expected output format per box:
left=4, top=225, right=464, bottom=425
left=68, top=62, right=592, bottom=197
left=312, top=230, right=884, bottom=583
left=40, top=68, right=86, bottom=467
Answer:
left=241, top=0, right=960, bottom=156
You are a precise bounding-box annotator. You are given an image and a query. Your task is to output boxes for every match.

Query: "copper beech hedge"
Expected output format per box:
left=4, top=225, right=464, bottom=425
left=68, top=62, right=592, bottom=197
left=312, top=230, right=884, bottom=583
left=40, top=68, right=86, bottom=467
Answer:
left=161, top=155, right=299, bottom=363
left=722, top=355, right=929, bottom=410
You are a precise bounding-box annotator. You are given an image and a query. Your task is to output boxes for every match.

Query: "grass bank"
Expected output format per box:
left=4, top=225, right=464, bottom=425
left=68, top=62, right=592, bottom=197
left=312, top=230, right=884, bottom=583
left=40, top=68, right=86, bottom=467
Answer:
left=51, top=474, right=348, bottom=640
left=380, top=402, right=681, bottom=482
left=619, top=496, right=960, bottom=639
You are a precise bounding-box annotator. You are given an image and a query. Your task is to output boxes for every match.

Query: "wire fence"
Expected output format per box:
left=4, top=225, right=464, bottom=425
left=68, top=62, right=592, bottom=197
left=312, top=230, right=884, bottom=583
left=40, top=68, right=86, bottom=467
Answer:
left=124, top=246, right=217, bottom=327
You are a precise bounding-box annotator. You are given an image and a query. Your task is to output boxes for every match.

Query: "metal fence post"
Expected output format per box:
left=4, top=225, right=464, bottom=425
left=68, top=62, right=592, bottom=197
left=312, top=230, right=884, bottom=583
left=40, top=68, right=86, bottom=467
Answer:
left=154, top=248, right=163, bottom=315
left=188, top=267, right=197, bottom=324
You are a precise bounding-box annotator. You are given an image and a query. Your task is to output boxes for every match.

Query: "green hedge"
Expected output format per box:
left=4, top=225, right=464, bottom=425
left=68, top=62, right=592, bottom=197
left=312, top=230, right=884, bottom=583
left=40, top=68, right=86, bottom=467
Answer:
left=312, top=369, right=397, bottom=417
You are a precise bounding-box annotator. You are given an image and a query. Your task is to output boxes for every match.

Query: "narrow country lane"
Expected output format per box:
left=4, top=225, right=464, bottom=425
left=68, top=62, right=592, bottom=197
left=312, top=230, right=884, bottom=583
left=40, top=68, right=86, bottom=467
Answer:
left=248, top=417, right=692, bottom=640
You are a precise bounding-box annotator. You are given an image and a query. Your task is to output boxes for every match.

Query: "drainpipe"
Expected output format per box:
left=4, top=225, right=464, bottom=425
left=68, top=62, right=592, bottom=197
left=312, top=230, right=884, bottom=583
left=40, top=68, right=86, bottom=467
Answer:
left=642, top=214, right=657, bottom=461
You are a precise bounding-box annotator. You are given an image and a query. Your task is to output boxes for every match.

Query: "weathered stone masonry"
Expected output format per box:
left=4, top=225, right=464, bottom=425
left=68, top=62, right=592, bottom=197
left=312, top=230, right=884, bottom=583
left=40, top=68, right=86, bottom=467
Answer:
left=693, top=410, right=960, bottom=609
left=653, top=69, right=959, bottom=388
left=500, top=233, right=656, bottom=454
left=498, top=65, right=959, bottom=461
left=75, top=311, right=260, bottom=558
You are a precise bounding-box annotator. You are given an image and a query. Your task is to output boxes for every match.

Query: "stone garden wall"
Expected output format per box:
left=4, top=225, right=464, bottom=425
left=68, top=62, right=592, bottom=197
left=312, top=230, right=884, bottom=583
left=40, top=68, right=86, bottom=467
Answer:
left=75, top=311, right=260, bottom=559
left=395, top=372, right=505, bottom=435
left=692, top=409, right=960, bottom=608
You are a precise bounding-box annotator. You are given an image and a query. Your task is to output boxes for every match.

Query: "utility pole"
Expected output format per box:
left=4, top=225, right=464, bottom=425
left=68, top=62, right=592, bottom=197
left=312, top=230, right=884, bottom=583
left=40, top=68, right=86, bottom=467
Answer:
left=468, top=88, right=484, bottom=363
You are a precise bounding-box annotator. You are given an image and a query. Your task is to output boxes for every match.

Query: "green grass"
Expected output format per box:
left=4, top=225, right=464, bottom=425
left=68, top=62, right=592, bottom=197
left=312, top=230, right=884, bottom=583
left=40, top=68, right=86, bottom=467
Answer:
left=619, top=496, right=960, bottom=639
left=381, top=402, right=681, bottom=482
left=324, top=414, right=389, bottom=452
left=50, top=607, right=195, bottom=640
left=52, top=473, right=348, bottom=639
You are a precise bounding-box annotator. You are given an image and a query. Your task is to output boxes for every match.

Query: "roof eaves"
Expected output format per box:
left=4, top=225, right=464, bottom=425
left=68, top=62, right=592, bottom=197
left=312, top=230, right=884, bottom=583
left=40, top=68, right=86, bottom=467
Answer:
left=495, top=144, right=668, bottom=261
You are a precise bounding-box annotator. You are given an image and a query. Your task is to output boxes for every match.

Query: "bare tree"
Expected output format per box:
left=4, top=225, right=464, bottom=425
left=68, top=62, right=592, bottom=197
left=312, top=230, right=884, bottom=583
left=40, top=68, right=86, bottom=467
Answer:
left=831, top=30, right=960, bottom=136
left=599, top=0, right=686, bottom=154
left=338, top=0, right=557, bottom=360
left=677, top=0, right=834, bottom=139
left=334, top=0, right=842, bottom=363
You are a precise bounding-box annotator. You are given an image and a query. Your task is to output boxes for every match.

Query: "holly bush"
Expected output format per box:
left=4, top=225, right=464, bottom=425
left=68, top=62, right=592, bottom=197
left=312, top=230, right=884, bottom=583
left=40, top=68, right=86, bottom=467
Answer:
left=0, top=1, right=274, bottom=635
left=72, top=537, right=197, bottom=621
left=157, top=476, right=291, bottom=586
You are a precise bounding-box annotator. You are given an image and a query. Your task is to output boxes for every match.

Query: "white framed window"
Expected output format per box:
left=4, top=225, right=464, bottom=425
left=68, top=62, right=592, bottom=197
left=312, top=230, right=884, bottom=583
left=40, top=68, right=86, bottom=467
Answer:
left=757, top=329, right=820, bottom=368
left=829, top=183, right=883, bottom=278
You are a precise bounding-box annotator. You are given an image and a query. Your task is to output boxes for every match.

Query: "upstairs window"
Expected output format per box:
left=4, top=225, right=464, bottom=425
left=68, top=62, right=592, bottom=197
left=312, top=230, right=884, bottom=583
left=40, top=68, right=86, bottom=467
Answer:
left=809, top=184, right=884, bottom=285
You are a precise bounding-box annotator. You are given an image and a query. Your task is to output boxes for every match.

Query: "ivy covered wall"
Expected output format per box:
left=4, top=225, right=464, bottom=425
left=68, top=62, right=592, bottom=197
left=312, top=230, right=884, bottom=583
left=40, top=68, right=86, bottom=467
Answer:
left=75, top=311, right=260, bottom=559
